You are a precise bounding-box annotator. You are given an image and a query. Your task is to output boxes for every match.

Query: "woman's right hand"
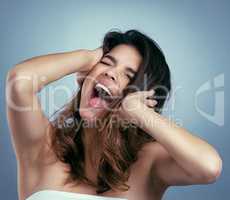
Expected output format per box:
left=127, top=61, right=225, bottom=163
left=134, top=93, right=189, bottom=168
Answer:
left=89, top=47, right=104, bottom=68
left=76, top=47, right=103, bottom=86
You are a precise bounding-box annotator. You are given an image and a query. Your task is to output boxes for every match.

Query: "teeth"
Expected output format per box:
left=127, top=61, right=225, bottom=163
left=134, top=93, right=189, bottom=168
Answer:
left=95, top=83, right=112, bottom=97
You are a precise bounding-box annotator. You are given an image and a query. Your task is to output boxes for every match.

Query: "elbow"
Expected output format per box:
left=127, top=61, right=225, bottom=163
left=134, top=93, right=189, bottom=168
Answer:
left=6, top=64, right=23, bottom=79
left=202, top=155, right=223, bottom=184
left=6, top=67, right=34, bottom=94
left=6, top=67, right=17, bottom=83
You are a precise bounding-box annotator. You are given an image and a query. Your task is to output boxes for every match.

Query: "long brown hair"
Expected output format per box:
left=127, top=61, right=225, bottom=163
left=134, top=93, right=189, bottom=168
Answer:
left=48, top=29, right=171, bottom=194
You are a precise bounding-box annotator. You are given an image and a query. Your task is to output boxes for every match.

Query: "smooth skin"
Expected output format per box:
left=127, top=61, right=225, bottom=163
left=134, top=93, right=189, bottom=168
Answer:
left=6, top=45, right=222, bottom=200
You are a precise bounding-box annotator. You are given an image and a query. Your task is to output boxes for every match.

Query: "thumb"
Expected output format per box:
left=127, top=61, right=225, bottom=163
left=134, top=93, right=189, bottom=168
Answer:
left=76, top=71, right=88, bottom=85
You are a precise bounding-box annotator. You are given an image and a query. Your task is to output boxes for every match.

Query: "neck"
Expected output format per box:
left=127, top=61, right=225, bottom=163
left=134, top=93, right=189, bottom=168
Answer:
left=82, top=126, right=102, bottom=167
left=81, top=126, right=103, bottom=183
left=81, top=115, right=110, bottom=160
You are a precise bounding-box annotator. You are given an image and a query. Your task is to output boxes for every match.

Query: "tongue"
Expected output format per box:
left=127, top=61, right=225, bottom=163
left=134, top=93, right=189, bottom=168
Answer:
left=89, top=97, right=108, bottom=109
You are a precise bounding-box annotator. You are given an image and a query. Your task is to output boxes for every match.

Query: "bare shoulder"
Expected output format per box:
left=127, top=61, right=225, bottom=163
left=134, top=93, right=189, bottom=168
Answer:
left=140, top=141, right=171, bottom=175
left=139, top=141, right=170, bottom=180
left=140, top=141, right=167, bottom=162
left=135, top=141, right=167, bottom=178
left=140, top=141, right=167, bottom=159
left=132, top=141, right=169, bottom=193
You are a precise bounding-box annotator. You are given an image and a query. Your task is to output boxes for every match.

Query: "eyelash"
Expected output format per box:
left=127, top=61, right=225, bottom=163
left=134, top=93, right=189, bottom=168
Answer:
left=126, top=74, right=132, bottom=80
left=100, top=60, right=132, bottom=80
left=100, top=61, right=110, bottom=66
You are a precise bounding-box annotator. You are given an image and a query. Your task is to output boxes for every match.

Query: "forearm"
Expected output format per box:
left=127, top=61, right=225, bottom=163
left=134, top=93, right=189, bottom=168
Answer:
left=135, top=106, right=222, bottom=177
left=7, top=49, right=95, bottom=93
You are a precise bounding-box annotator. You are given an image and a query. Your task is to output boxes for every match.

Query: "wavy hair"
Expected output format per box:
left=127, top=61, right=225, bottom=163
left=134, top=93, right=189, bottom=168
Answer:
left=47, top=29, right=171, bottom=194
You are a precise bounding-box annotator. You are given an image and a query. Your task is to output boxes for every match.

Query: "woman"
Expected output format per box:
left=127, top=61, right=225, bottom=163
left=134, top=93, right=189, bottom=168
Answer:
left=6, top=29, right=222, bottom=200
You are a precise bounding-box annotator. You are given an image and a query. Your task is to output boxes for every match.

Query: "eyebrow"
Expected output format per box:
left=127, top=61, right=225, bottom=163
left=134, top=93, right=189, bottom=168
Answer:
left=104, top=54, right=137, bottom=75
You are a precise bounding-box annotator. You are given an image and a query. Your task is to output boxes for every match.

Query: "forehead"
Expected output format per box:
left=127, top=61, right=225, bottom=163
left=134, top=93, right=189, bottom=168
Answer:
left=106, top=44, right=142, bottom=71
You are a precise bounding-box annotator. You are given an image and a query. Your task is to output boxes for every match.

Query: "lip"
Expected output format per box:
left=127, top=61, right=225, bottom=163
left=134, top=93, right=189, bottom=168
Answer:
left=86, top=77, right=119, bottom=107
left=94, top=78, right=118, bottom=96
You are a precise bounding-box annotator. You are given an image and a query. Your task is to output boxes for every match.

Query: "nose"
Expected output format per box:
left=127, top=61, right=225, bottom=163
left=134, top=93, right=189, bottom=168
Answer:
left=104, top=70, right=117, bottom=82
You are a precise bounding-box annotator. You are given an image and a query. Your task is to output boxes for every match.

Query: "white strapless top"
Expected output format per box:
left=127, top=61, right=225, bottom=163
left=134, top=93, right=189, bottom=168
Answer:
left=25, top=190, right=128, bottom=200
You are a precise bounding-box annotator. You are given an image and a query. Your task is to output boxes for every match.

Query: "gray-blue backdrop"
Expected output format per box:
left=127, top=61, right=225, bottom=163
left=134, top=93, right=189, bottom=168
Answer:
left=1, top=0, right=229, bottom=199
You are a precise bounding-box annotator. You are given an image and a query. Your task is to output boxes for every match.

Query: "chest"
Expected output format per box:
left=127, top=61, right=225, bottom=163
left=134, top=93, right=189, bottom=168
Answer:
left=20, top=145, right=166, bottom=200
left=50, top=157, right=160, bottom=197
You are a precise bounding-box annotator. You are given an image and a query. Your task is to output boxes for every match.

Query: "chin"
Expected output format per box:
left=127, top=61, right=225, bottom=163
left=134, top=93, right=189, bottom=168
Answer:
left=79, top=97, right=110, bottom=123
left=79, top=105, right=109, bottom=126
left=79, top=108, right=97, bottom=121
left=78, top=77, right=117, bottom=126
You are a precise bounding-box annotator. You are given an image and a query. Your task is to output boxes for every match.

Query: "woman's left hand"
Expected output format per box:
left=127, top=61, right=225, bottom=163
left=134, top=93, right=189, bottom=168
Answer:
left=114, top=89, right=157, bottom=126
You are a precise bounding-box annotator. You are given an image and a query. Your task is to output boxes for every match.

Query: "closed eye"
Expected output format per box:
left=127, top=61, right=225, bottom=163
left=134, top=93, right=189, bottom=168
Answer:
left=101, top=58, right=134, bottom=80
left=126, top=74, right=132, bottom=80
left=125, top=72, right=135, bottom=80
left=100, top=61, right=111, bottom=66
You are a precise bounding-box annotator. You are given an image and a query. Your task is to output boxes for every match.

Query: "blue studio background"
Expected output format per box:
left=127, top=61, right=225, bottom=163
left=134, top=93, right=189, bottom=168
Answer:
left=1, top=0, right=229, bottom=199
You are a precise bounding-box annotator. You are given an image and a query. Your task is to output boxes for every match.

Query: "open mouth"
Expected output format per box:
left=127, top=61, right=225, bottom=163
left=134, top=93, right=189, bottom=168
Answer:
left=88, top=83, right=114, bottom=109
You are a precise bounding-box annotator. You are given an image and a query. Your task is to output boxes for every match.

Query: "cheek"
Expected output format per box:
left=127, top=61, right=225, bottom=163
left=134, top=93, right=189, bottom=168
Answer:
left=117, top=81, right=129, bottom=96
left=88, top=66, right=104, bottom=80
left=118, top=76, right=136, bottom=96
left=83, top=69, right=99, bottom=85
left=120, top=75, right=131, bottom=88
left=92, top=63, right=105, bottom=72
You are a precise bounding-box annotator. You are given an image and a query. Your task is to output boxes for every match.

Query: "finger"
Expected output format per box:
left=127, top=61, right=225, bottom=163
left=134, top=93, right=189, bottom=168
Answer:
left=129, top=89, right=154, bottom=96
left=131, top=90, right=153, bottom=99
left=138, top=90, right=155, bottom=102
left=76, top=72, right=87, bottom=84
left=145, top=99, right=157, bottom=107
left=148, top=89, right=155, bottom=95
left=142, top=89, right=155, bottom=96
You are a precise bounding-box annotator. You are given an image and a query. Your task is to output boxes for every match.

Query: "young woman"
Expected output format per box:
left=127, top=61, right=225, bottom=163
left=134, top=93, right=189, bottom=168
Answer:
left=6, top=29, right=222, bottom=200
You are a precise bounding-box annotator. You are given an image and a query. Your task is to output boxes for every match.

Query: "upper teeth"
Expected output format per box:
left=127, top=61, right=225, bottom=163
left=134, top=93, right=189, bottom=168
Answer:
left=95, top=83, right=112, bottom=97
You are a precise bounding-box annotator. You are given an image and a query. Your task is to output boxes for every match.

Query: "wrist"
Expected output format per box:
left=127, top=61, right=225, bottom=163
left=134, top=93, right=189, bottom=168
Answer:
left=89, top=47, right=103, bottom=66
left=77, top=48, right=103, bottom=72
left=129, top=104, right=158, bottom=129
left=70, top=49, right=94, bottom=72
left=125, top=105, right=145, bottom=127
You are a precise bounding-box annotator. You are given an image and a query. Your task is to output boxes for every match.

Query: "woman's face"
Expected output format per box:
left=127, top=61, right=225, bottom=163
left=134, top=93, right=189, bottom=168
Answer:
left=79, top=44, right=142, bottom=122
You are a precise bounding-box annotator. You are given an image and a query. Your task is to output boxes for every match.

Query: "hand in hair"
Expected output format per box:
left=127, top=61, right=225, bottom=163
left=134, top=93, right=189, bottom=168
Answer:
left=76, top=47, right=103, bottom=86
left=114, top=89, right=157, bottom=126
